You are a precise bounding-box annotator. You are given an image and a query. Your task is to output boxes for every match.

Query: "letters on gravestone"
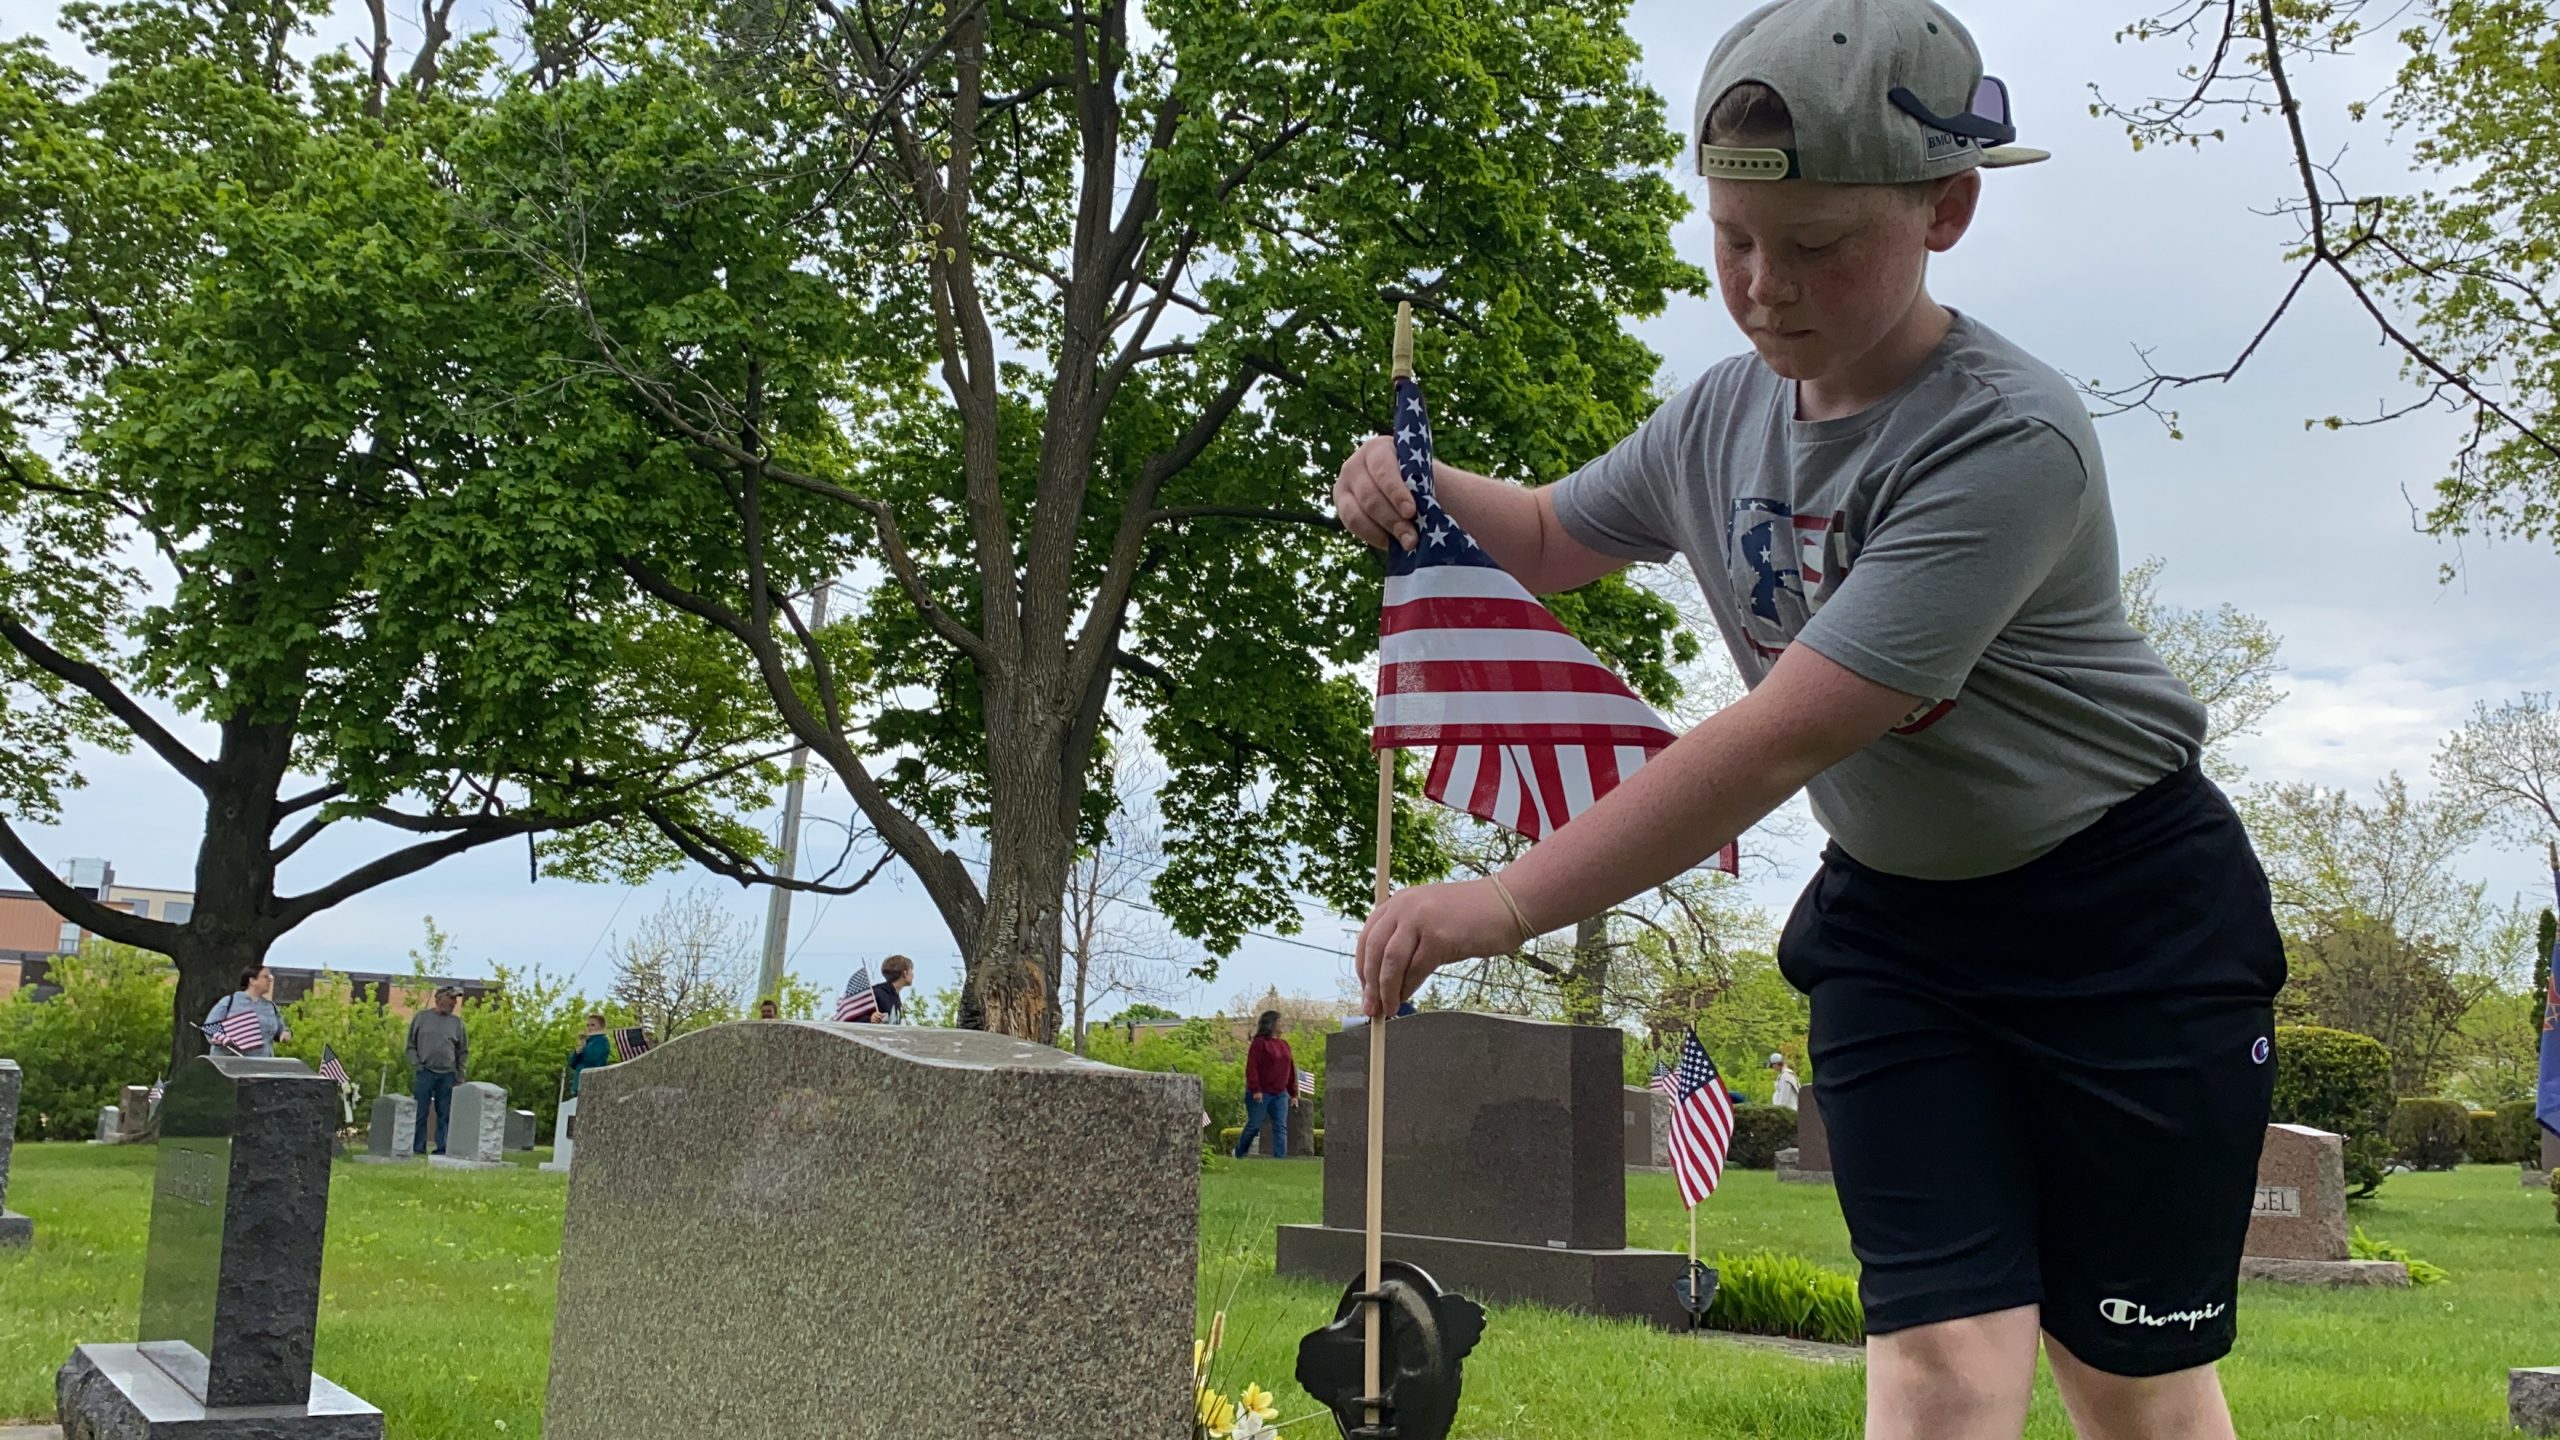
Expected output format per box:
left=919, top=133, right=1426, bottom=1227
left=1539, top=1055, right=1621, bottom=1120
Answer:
left=55, top=1054, right=383, bottom=1439
left=2238, top=1123, right=2408, bottom=1288
left=0, top=1058, right=29, bottom=1245
left=545, top=1022, right=1197, bottom=1440
left=1275, top=1011, right=1688, bottom=1329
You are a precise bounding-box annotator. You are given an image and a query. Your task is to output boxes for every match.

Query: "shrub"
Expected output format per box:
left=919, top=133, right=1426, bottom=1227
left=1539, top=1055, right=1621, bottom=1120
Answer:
left=1726, top=1105, right=1796, bottom=1170
left=2497, top=1100, right=2543, bottom=1166
left=1706, top=1252, right=1863, bottom=1348
left=2349, top=1227, right=2447, bottom=1286
left=2387, top=1098, right=2469, bottom=1171
left=1217, top=1127, right=1243, bottom=1153
left=2269, top=1026, right=2395, bottom=1196
left=2465, top=1110, right=2508, bottom=1164
left=0, top=942, right=175, bottom=1140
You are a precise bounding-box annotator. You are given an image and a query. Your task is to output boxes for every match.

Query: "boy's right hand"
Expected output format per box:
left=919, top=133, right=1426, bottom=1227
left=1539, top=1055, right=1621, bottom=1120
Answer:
left=1333, top=434, right=1418, bottom=552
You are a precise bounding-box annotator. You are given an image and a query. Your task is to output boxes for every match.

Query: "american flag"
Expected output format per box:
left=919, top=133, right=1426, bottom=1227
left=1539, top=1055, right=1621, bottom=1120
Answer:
left=1296, top=1067, right=1317, bottom=1098
left=318, top=1045, right=350, bottom=1089
left=609, top=1026, right=652, bottom=1062
left=146, top=1076, right=165, bottom=1107
left=1666, top=1028, right=1738, bottom=1209
left=835, top=965, right=879, bottom=1023
left=208, top=1004, right=265, bottom=1053
left=1373, top=374, right=1738, bottom=874
left=1648, top=1061, right=1676, bottom=1101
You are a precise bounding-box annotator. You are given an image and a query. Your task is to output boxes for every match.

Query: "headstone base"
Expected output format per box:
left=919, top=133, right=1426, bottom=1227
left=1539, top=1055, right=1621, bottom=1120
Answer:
left=2238, top=1256, right=2409, bottom=1288
left=56, top=1344, right=382, bottom=1440
left=348, top=1155, right=410, bottom=1166
left=2514, top=1367, right=2560, bottom=1436
left=1276, top=1223, right=1688, bottom=1330
left=425, top=1155, right=508, bottom=1172
left=2526, top=1165, right=2550, bottom=1191
left=1773, top=1148, right=1833, bottom=1186
left=0, top=1211, right=29, bottom=1248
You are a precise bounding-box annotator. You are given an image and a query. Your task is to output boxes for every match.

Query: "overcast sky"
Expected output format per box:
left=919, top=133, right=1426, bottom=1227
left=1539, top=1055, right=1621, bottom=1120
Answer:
left=5, top=0, right=2554, bottom=1017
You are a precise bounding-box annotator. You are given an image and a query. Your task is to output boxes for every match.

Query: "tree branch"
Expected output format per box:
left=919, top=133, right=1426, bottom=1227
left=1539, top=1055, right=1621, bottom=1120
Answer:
left=0, top=811, right=174, bottom=950
left=0, top=610, right=210, bottom=788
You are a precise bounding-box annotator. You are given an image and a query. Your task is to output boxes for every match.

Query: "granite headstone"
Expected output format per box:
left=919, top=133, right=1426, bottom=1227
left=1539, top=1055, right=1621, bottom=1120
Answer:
left=96, top=1106, right=119, bottom=1144
left=1275, top=1011, right=1688, bottom=1328
left=1778, top=1084, right=1832, bottom=1183
left=357, top=1096, right=415, bottom=1164
left=0, top=1058, right=29, bottom=1245
left=2516, top=1368, right=2560, bottom=1436
left=1254, top=1095, right=1313, bottom=1157
left=506, top=1108, right=536, bottom=1152
left=118, top=1084, right=155, bottom=1141
left=2547, top=1130, right=2560, bottom=1174
left=2238, top=1123, right=2408, bottom=1287
left=1622, top=1086, right=1656, bottom=1169
left=56, top=1053, right=382, bottom=1438
left=538, top=1097, right=577, bottom=1172
left=544, top=1021, right=1198, bottom=1440
left=428, top=1082, right=509, bottom=1170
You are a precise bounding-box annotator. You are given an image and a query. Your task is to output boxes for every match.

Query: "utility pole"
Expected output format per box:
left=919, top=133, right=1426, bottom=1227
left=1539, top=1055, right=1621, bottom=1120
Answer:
left=754, top=582, right=829, bottom=1007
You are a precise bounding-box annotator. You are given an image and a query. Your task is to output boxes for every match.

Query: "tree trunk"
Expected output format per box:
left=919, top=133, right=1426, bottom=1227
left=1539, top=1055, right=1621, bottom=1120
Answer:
left=1071, top=931, right=1090, bottom=1056
left=1560, top=915, right=1610, bottom=1027
left=960, top=719, right=1077, bottom=1040
left=166, top=721, right=295, bottom=1074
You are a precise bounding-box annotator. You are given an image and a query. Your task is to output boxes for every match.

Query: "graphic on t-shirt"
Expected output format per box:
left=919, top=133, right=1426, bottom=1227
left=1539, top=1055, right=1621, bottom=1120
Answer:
left=1726, top=498, right=1848, bottom=659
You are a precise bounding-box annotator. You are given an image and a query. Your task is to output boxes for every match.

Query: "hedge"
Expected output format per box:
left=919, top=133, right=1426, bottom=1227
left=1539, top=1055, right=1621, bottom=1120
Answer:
left=2387, top=1098, right=2468, bottom=1171
left=2496, top=1100, right=2542, bottom=1165
left=1726, top=1105, right=1797, bottom=1170
left=2269, top=1026, right=2394, bottom=1196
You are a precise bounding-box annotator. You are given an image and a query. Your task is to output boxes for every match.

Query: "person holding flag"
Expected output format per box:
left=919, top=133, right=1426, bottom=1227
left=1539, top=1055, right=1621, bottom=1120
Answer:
left=202, top=967, right=288, bottom=1057
left=1337, top=2, right=2286, bottom=1433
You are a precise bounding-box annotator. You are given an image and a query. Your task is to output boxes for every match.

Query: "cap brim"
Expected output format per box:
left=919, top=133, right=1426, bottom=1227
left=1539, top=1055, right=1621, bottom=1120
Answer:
left=1980, top=145, right=2051, bottom=168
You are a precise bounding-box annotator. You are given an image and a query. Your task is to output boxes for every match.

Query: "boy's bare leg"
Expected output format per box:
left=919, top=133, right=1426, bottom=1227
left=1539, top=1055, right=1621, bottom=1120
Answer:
left=2044, top=1335, right=2239, bottom=1440
left=1866, top=1306, right=2042, bottom=1440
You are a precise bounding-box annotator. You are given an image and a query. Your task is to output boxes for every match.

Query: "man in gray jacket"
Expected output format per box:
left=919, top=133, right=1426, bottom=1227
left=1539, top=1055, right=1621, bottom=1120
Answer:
left=405, top=986, right=469, bottom=1156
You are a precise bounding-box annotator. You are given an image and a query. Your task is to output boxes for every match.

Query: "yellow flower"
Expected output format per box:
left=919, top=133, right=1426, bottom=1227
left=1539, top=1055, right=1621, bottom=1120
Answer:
left=1194, top=1386, right=1237, bottom=1437
left=1192, top=1338, right=1208, bottom=1380
left=1237, top=1384, right=1278, bottom=1422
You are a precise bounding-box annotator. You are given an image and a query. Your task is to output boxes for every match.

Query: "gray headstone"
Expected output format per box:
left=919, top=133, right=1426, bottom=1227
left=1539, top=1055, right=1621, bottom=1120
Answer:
left=134, top=1056, right=340, bottom=1407
left=2546, top=1130, right=2560, bottom=1173
left=427, top=1083, right=509, bottom=1169
left=2514, top=1367, right=2560, bottom=1436
left=0, top=1058, right=27, bottom=1246
left=1254, top=1095, right=1312, bottom=1157
left=1622, top=1086, right=1655, bottom=1168
left=2245, top=1123, right=2350, bottom=1263
left=57, top=1053, right=382, bottom=1438
left=1277, top=1012, right=1687, bottom=1328
left=97, top=1107, right=120, bottom=1144
left=119, top=1085, right=155, bottom=1141
left=506, top=1109, right=536, bottom=1152
left=544, top=1021, right=1197, bottom=1440
left=1794, top=1084, right=1832, bottom=1170
left=361, top=1097, right=415, bottom=1161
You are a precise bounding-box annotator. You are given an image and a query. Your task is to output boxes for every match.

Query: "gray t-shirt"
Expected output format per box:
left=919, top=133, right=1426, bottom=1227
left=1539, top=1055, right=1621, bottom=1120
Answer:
left=1552, top=313, right=2205, bottom=879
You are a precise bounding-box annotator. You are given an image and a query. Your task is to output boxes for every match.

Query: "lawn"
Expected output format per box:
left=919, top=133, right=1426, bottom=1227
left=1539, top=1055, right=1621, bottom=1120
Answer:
left=1, top=1145, right=2553, bottom=1437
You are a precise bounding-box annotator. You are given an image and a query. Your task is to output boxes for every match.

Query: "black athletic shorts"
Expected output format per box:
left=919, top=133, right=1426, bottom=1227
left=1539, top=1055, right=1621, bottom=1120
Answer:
left=1776, top=763, right=2285, bottom=1378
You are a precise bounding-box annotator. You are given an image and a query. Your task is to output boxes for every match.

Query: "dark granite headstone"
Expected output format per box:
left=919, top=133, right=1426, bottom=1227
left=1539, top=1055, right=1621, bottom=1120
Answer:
left=117, top=1084, right=155, bottom=1142
left=1276, top=1012, right=1686, bottom=1328
left=0, top=1058, right=28, bottom=1246
left=1254, top=1096, right=1313, bottom=1157
left=56, top=1054, right=382, bottom=1438
left=1778, top=1084, right=1833, bottom=1184
left=1622, top=1086, right=1656, bottom=1169
left=506, top=1108, right=537, bottom=1152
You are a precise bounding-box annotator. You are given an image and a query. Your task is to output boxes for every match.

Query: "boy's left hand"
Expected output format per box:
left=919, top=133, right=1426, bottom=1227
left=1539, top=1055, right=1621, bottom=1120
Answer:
left=1356, top=879, right=1521, bottom=1018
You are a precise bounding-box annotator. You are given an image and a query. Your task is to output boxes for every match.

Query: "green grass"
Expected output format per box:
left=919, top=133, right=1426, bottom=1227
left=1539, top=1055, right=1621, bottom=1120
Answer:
left=2, top=1147, right=2553, bottom=1437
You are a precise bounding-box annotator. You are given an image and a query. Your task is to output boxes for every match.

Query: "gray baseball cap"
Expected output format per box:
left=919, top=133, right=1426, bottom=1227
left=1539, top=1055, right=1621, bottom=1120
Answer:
left=1694, top=0, right=2049, bottom=183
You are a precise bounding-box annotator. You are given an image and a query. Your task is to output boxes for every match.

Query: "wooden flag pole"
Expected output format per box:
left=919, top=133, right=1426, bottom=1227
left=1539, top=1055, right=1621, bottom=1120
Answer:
left=1362, top=300, right=1417, bottom=1435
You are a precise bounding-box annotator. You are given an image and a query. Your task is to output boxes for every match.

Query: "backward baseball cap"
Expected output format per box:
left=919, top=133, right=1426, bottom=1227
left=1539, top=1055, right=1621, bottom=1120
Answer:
left=1694, top=0, right=2050, bottom=183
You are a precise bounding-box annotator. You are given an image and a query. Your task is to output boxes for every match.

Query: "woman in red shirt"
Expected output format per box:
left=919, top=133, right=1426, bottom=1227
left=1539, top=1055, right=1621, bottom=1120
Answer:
left=1234, top=1010, right=1296, bottom=1160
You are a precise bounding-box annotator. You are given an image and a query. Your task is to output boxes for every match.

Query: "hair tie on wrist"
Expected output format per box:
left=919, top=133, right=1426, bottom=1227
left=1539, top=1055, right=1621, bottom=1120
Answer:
left=1485, top=874, right=1536, bottom=946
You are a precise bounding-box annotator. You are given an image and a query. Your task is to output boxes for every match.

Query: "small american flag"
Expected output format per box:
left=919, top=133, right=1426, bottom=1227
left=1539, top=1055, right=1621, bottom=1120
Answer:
left=1667, top=1028, right=1738, bottom=1210
left=146, top=1076, right=166, bottom=1107
left=835, top=965, right=879, bottom=1023
left=1648, top=1062, right=1676, bottom=1101
left=609, top=1026, right=652, bottom=1062
left=1373, top=374, right=1737, bottom=874
left=208, top=1005, right=265, bottom=1053
left=318, top=1045, right=350, bottom=1089
left=1296, top=1067, right=1317, bottom=1098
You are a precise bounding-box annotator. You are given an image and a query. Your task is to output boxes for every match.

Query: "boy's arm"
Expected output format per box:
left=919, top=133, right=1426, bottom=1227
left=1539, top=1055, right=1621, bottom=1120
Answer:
left=1356, top=643, right=1918, bottom=1015
left=1333, top=437, right=1629, bottom=595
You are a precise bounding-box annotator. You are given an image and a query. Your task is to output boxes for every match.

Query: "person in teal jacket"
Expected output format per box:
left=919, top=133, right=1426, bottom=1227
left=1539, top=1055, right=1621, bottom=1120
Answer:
left=567, top=1013, right=612, bottom=1097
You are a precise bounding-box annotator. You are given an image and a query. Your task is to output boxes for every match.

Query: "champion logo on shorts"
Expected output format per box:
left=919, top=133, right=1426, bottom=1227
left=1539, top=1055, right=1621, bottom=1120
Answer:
left=2251, top=1036, right=2272, bottom=1065
left=2098, top=1297, right=2228, bottom=1331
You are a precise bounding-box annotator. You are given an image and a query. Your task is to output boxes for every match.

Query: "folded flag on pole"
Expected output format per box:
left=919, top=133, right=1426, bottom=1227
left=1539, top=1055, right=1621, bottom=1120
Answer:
left=318, top=1045, right=351, bottom=1090
left=147, top=1076, right=166, bottom=1107
left=1667, top=1028, right=1737, bottom=1210
left=1372, top=374, right=1738, bottom=875
left=835, top=965, right=879, bottom=1023
left=2539, top=846, right=2558, bottom=1143
left=207, top=1006, right=265, bottom=1054
left=1297, top=1067, right=1318, bottom=1098
left=609, top=1026, right=652, bottom=1062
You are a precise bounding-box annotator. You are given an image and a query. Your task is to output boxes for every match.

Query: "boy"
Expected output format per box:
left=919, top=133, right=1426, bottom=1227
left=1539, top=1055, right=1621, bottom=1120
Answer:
left=1335, top=3, right=2284, bottom=1437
